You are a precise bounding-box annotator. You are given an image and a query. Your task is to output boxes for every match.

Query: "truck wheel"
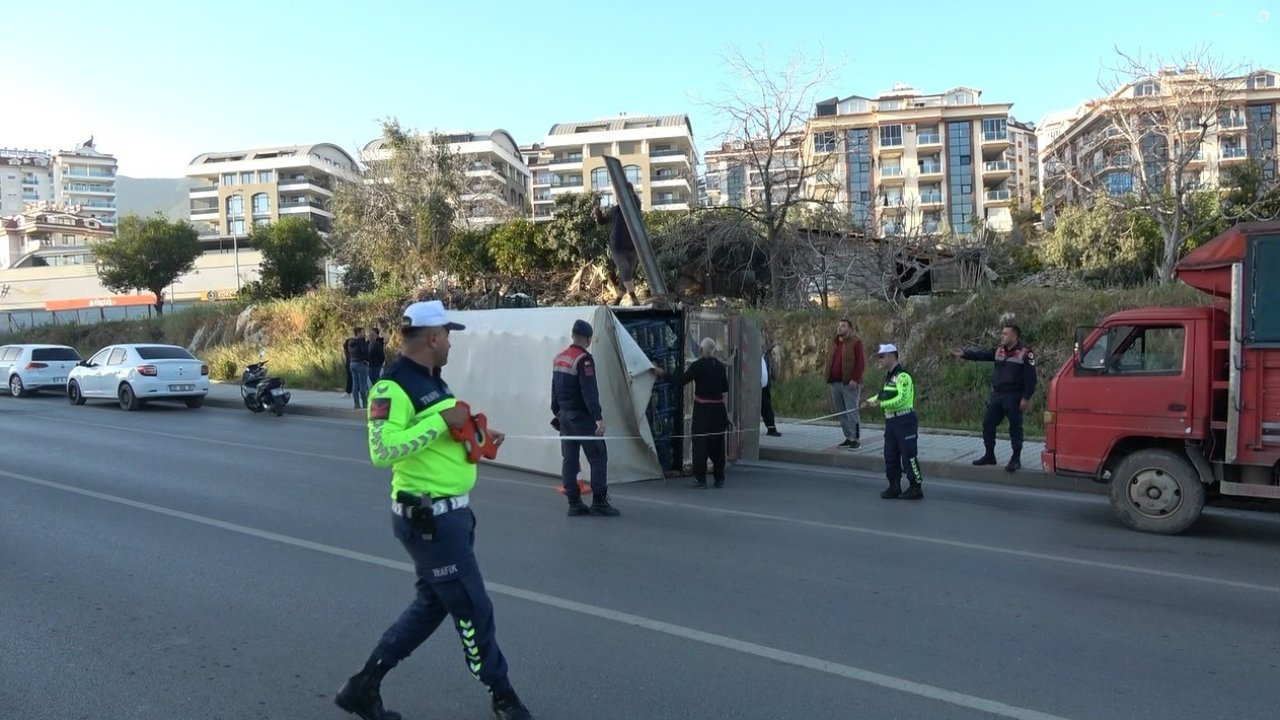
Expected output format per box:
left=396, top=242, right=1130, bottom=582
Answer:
left=1109, top=448, right=1206, bottom=535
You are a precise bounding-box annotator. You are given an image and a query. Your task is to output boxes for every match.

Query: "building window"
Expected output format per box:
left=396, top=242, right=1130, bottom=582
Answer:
left=813, top=131, right=837, bottom=153
left=240, top=172, right=253, bottom=184
left=590, top=168, right=609, bottom=191
left=947, top=121, right=975, bottom=234
left=1249, top=73, right=1277, bottom=90
left=1105, top=171, right=1134, bottom=196
left=880, top=125, right=903, bottom=147
left=229, top=219, right=246, bottom=236
left=251, top=193, right=270, bottom=215
left=222, top=173, right=237, bottom=186
left=624, top=164, right=641, bottom=186
left=845, top=128, right=872, bottom=228
left=880, top=100, right=901, bottom=111
left=982, top=118, right=1007, bottom=141
left=258, top=170, right=273, bottom=183
left=1248, top=103, right=1277, bottom=181
left=1135, top=81, right=1160, bottom=97
left=226, top=194, right=244, bottom=217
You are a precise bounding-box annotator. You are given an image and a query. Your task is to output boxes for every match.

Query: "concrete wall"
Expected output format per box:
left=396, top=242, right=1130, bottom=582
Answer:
left=0, top=250, right=262, bottom=311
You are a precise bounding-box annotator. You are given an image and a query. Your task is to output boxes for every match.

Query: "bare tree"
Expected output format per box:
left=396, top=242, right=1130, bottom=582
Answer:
left=1043, top=47, right=1274, bottom=283
left=696, top=45, right=841, bottom=305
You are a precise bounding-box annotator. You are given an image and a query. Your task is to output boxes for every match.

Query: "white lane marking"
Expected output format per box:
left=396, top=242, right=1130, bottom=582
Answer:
left=8, top=414, right=1280, bottom=594
left=0, top=468, right=1077, bottom=720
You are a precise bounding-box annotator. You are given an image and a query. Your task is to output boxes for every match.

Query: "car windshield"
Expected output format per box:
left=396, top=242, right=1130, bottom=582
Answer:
left=32, top=348, right=81, bottom=361
left=135, top=346, right=196, bottom=360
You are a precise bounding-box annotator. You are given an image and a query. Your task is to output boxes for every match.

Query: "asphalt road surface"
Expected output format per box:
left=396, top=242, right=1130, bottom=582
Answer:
left=2, top=395, right=1278, bottom=720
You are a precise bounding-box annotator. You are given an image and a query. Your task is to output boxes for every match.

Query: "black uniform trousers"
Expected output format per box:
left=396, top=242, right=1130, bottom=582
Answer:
left=884, top=412, right=923, bottom=490
left=760, top=384, right=777, bottom=430
left=982, top=392, right=1024, bottom=455
left=691, top=401, right=729, bottom=484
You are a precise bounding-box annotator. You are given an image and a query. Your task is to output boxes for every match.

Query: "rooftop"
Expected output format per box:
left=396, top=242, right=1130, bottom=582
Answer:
left=547, top=114, right=693, bottom=137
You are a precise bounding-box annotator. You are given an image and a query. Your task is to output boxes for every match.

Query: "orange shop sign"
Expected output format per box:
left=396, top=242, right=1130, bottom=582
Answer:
left=45, top=294, right=158, bottom=311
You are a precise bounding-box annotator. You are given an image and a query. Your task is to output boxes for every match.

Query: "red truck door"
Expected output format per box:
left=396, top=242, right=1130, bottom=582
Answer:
left=1057, top=322, right=1196, bottom=472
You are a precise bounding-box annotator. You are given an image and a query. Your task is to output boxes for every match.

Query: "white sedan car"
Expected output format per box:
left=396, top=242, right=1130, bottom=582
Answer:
left=0, top=343, right=82, bottom=397
left=68, top=343, right=210, bottom=411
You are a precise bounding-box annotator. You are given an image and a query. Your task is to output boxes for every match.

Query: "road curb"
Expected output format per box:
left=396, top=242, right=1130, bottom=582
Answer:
left=758, top=446, right=1107, bottom=495
left=204, top=395, right=365, bottom=420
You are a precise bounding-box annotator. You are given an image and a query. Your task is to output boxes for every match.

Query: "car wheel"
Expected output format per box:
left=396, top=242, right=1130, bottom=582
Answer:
left=9, top=375, right=26, bottom=398
left=185, top=397, right=204, bottom=409
left=118, top=383, right=141, bottom=411
left=68, top=381, right=86, bottom=406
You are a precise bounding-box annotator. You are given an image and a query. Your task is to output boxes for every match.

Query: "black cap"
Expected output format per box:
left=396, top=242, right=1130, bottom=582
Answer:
left=572, top=319, right=593, bottom=338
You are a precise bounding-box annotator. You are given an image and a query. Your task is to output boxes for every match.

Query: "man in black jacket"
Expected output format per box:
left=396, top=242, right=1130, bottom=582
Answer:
left=680, top=338, right=731, bottom=489
left=951, top=323, right=1038, bottom=472
left=368, top=328, right=387, bottom=383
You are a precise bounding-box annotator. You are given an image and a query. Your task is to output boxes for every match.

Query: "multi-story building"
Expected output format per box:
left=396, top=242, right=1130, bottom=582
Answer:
left=0, top=139, right=118, bottom=226
left=702, top=132, right=805, bottom=208
left=0, top=202, right=114, bottom=269
left=184, top=143, right=360, bottom=254
left=529, top=114, right=698, bottom=222
left=363, top=130, right=531, bottom=226
left=804, top=84, right=1028, bottom=236
left=1007, top=119, right=1040, bottom=209
left=1041, top=67, right=1280, bottom=211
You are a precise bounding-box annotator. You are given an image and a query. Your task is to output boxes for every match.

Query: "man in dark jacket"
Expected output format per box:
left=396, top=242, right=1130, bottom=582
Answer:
left=681, top=338, right=731, bottom=488
left=345, top=327, right=370, bottom=410
left=952, top=322, right=1038, bottom=472
left=368, top=328, right=387, bottom=383
left=592, top=183, right=642, bottom=306
left=551, top=319, right=619, bottom=517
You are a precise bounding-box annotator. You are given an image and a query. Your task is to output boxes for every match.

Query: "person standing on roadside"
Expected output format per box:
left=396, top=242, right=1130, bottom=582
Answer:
left=827, top=319, right=865, bottom=448
left=951, top=322, right=1037, bottom=473
left=862, top=343, right=924, bottom=500
left=550, top=320, right=620, bottom=517
left=761, top=344, right=780, bottom=438
left=681, top=338, right=732, bottom=489
left=368, top=328, right=387, bottom=384
left=346, top=327, right=370, bottom=410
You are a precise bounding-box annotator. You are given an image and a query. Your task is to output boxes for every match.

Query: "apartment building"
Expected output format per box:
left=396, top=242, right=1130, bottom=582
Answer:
left=702, top=132, right=805, bottom=208
left=363, top=129, right=531, bottom=226
left=0, top=202, right=113, bottom=270
left=184, top=143, right=359, bottom=252
left=0, top=139, right=118, bottom=226
left=805, top=84, right=1028, bottom=236
left=1041, top=67, right=1280, bottom=210
left=1007, top=119, right=1040, bottom=209
left=528, top=114, right=697, bottom=221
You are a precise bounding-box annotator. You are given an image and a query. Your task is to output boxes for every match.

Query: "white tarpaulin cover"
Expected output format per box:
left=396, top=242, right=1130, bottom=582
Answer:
left=439, top=305, right=663, bottom=483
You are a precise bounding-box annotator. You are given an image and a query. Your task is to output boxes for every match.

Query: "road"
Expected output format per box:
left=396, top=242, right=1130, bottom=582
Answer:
left=1, top=395, right=1278, bottom=720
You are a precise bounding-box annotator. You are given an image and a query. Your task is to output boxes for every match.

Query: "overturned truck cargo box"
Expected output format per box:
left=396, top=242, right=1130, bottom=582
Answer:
left=441, top=304, right=760, bottom=483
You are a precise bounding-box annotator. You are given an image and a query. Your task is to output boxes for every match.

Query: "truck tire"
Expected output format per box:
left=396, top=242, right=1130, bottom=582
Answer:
left=1109, top=448, right=1206, bottom=535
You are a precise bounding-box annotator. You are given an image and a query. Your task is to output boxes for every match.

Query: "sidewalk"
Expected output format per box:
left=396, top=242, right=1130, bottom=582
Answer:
left=204, top=383, right=1103, bottom=495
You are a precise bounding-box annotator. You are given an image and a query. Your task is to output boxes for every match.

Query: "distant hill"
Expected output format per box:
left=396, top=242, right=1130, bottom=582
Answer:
left=115, top=176, right=195, bottom=220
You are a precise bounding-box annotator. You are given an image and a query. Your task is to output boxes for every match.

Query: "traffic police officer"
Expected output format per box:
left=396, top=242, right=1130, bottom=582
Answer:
left=863, top=343, right=924, bottom=500
left=951, top=322, right=1037, bottom=472
left=550, top=319, right=620, bottom=517
left=336, top=300, right=534, bottom=720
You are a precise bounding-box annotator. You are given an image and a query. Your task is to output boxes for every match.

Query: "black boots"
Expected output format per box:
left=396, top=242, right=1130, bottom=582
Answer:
left=566, top=497, right=590, bottom=516
left=492, top=688, right=534, bottom=719
left=900, top=479, right=924, bottom=500
left=335, top=658, right=401, bottom=720
left=880, top=484, right=901, bottom=499
left=1006, top=450, right=1022, bottom=473
left=972, top=450, right=997, bottom=466
left=590, top=491, right=621, bottom=516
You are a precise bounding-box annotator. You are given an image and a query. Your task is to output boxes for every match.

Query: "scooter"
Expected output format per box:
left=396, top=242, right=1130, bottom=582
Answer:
left=241, top=352, right=290, bottom=417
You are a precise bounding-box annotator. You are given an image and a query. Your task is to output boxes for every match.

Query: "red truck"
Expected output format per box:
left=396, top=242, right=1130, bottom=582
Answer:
left=1041, top=221, right=1280, bottom=534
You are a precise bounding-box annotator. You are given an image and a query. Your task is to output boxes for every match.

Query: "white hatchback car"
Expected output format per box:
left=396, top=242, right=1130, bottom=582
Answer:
left=0, top=344, right=83, bottom=397
left=68, top=343, right=210, bottom=411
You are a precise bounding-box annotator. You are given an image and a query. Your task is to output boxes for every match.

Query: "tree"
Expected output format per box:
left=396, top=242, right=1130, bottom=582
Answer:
left=444, top=227, right=496, bottom=287
left=1222, top=158, right=1280, bottom=220
left=697, top=45, right=839, bottom=305
left=92, top=212, right=202, bottom=315
left=332, top=118, right=467, bottom=292
left=487, top=219, right=548, bottom=277
left=246, top=216, right=328, bottom=299
left=1042, top=47, right=1273, bottom=283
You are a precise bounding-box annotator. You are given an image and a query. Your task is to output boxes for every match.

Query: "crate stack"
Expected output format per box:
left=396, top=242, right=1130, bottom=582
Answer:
left=621, top=317, right=683, bottom=471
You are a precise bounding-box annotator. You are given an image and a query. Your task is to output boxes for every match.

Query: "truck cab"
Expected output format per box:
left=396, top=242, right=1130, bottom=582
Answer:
left=1041, top=222, right=1280, bottom=534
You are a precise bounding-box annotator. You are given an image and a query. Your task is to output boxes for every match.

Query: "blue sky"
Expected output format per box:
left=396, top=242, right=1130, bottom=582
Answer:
left=7, top=0, right=1277, bottom=177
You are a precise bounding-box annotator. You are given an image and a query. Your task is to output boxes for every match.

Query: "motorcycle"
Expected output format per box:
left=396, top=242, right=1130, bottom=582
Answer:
left=241, top=352, right=290, bottom=417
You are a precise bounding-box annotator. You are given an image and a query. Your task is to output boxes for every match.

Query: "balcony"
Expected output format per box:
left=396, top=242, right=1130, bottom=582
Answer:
left=918, top=162, right=943, bottom=176
left=279, top=200, right=331, bottom=216
left=63, top=183, right=113, bottom=195
left=62, top=169, right=115, bottom=179
left=984, top=189, right=1012, bottom=204
left=982, top=130, right=1010, bottom=150
left=278, top=177, right=333, bottom=194
left=548, top=155, right=583, bottom=167
left=918, top=192, right=944, bottom=206
left=879, top=166, right=905, bottom=183
left=1218, top=116, right=1248, bottom=131
left=189, top=185, right=219, bottom=195
left=916, top=133, right=941, bottom=146
left=983, top=160, right=1012, bottom=177
left=649, top=149, right=690, bottom=164
left=190, top=207, right=219, bottom=219
left=877, top=141, right=904, bottom=156
left=1221, top=147, right=1249, bottom=161
left=650, top=173, right=690, bottom=189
